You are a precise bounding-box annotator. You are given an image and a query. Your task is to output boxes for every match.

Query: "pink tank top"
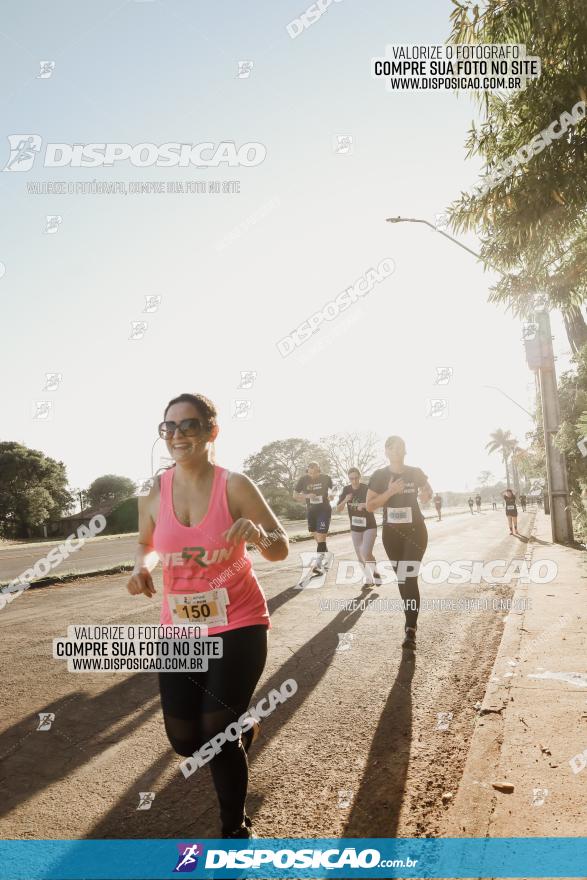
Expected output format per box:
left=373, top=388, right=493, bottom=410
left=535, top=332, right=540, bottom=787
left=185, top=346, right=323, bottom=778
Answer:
left=153, top=465, right=270, bottom=635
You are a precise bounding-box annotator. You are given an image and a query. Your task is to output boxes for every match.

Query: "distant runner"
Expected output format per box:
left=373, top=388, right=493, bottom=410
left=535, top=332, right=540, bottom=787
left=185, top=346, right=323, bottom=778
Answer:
left=503, top=488, right=519, bottom=535
left=520, top=494, right=527, bottom=512
left=492, top=498, right=497, bottom=510
left=294, top=462, right=334, bottom=582
left=475, top=494, right=482, bottom=513
left=467, top=497, right=474, bottom=515
left=336, top=467, right=381, bottom=586
left=433, top=493, right=442, bottom=521
left=367, top=436, right=433, bottom=651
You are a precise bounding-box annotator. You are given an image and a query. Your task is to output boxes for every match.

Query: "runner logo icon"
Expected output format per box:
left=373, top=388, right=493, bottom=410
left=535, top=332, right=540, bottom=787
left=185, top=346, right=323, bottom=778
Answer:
left=173, top=843, right=203, bottom=872
left=4, top=135, right=42, bottom=171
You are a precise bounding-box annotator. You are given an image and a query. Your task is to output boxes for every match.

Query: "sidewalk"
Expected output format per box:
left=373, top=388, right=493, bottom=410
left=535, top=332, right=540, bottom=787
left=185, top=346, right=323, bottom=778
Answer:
left=445, top=510, right=587, bottom=837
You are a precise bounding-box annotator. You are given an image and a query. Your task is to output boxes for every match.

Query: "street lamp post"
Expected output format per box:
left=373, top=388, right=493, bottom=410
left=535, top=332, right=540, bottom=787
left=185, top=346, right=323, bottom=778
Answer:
left=386, top=215, right=573, bottom=543
left=151, top=437, right=161, bottom=477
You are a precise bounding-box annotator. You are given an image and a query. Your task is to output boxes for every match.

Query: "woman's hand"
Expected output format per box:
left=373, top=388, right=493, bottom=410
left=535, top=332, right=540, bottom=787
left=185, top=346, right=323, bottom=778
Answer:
left=126, top=567, right=156, bottom=598
left=387, top=478, right=405, bottom=496
left=223, top=518, right=261, bottom=545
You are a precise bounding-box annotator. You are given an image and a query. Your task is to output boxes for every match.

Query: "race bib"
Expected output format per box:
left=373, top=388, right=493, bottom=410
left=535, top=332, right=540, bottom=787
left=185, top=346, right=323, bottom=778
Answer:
left=351, top=516, right=367, bottom=528
left=167, top=588, right=229, bottom=628
left=385, top=506, right=412, bottom=524
left=506, top=505, right=516, bottom=514
left=310, top=497, right=323, bottom=504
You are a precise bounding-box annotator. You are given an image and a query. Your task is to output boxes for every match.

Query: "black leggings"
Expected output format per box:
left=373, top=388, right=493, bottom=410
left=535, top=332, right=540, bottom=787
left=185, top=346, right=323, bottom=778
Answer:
left=158, top=625, right=267, bottom=834
left=382, top=520, right=428, bottom=629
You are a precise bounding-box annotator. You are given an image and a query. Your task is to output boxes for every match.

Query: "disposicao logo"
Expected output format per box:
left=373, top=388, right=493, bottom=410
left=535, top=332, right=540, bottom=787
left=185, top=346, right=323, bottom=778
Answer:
left=3, top=135, right=266, bottom=170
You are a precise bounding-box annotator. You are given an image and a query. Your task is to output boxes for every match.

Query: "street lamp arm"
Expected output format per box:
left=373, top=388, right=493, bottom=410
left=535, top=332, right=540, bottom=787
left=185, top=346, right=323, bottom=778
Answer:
left=385, top=215, right=503, bottom=274
left=482, top=385, right=535, bottom=418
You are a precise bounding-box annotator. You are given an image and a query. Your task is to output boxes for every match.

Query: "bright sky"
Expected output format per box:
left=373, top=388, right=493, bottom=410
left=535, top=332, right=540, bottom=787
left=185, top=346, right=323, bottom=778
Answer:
left=0, top=0, right=573, bottom=496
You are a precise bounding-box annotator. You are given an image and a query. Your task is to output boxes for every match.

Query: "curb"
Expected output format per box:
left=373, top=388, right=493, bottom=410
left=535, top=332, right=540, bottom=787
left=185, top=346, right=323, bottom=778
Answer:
left=443, top=509, right=539, bottom=835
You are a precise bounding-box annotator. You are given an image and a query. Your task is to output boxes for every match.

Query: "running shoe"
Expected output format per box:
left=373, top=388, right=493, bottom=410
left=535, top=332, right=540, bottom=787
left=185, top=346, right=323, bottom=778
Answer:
left=402, top=626, right=417, bottom=650
left=222, top=823, right=254, bottom=839
left=318, top=551, right=334, bottom=571
left=312, top=557, right=325, bottom=575
left=241, top=720, right=260, bottom=753
left=372, top=569, right=383, bottom=586
left=297, top=557, right=323, bottom=587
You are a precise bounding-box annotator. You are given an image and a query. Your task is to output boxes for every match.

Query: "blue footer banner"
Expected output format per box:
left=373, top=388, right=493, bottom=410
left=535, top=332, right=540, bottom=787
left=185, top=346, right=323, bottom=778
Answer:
left=0, top=838, right=586, bottom=879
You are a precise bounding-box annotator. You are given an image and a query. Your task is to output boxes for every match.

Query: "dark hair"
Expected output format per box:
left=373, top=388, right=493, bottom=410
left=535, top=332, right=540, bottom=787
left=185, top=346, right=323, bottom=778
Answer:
left=307, top=461, right=320, bottom=470
left=164, top=393, right=217, bottom=430
left=348, top=467, right=360, bottom=477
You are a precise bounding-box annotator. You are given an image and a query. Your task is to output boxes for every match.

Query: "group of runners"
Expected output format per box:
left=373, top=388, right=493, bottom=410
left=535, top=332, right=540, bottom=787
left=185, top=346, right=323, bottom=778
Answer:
left=125, top=391, right=529, bottom=840
left=470, top=494, right=528, bottom=514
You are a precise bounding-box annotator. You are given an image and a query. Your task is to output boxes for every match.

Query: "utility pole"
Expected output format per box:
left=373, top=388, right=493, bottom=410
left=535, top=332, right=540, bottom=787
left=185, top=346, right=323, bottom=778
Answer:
left=386, top=216, right=574, bottom=545
left=523, top=310, right=573, bottom=542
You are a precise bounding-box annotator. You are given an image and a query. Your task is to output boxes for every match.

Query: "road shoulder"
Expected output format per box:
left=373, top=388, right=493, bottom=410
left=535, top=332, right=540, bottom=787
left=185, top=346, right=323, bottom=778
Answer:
left=443, top=510, right=587, bottom=836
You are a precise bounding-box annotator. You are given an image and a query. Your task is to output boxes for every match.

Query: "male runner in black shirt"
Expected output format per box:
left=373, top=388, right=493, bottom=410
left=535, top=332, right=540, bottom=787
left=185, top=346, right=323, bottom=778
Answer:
left=294, top=462, right=334, bottom=577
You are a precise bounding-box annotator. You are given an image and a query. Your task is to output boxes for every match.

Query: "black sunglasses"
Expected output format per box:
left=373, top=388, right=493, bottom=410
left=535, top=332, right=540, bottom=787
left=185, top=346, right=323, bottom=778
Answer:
left=158, top=418, right=204, bottom=439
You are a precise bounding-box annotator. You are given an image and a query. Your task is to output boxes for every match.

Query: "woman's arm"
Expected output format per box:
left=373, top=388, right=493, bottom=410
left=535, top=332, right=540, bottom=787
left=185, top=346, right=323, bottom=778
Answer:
left=126, top=482, right=159, bottom=598
left=335, top=489, right=353, bottom=514
left=226, top=473, right=289, bottom=561
left=366, top=478, right=405, bottom=512
left=419, top=480, right=433, bottom=504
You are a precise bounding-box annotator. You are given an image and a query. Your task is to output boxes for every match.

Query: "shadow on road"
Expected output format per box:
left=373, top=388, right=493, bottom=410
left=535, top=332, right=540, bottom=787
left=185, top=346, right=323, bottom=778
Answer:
left=0, top=676, right=160, bottom=818
left=342, top=653, right=415, bottom=837
left=80, top=585, right=377, bottom=838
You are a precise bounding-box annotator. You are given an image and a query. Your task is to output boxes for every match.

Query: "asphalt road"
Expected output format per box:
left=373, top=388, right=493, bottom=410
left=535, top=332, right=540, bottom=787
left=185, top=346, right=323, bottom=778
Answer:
left=0, top=508, right=533, bottom=840
left=0, top=508, right=475, bottom=584
left=0, top=516, right=346, bottom=583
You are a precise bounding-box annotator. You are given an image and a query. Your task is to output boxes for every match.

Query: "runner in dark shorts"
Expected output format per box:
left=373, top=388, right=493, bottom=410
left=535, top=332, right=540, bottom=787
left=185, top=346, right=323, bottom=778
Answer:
left=294, top=462, right=333, bottom=576
left=503, top=489, right=519, bottom=535
left=433, top=493, right=442, bottom=521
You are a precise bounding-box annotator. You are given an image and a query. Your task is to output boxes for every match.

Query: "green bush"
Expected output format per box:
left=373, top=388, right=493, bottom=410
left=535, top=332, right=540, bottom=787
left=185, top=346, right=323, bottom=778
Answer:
left=104, top=496, right=138, bottom=534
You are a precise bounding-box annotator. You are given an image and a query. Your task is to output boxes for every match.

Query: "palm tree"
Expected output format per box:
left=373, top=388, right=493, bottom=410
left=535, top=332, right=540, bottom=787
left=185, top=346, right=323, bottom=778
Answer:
left=509, top=442, right=524, bottom=496
left=477, top=470, right=493, bottom=489
left=486, top=430, right=517, bottom=488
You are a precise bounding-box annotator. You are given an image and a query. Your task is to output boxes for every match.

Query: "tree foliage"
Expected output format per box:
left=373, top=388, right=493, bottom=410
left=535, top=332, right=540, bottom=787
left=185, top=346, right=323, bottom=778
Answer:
left=552, top=343, right=587, bottom=535
left=0, top=442, right=73, bottom=538
left=448, top=0, right=587, bottom=352
left=243, top=439, right=328, bottom=495
left=86, top=474, right=137, bottom=511
left=319, top=432, right=383, bottom=486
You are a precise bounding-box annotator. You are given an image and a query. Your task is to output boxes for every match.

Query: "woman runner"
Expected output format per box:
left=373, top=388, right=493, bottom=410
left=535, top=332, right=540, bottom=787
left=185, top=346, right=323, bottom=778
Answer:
left=503, top=488, right=519, bottom=535
left=366, top=436, right=433, bottom=651
left=126, top=393, right=288, bottom=838
left=336, top=467, right=381, bottom=586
